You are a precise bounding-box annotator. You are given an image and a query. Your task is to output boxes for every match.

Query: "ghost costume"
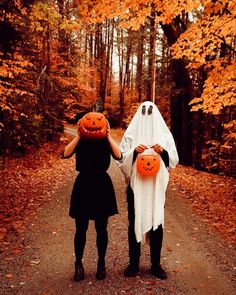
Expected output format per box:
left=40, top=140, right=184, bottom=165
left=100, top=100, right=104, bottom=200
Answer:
left=118, top=101, right=178, bottom=273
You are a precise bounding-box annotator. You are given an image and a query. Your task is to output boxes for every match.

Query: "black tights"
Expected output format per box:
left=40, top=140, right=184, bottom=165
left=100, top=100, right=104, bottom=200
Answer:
left=74, top=216, right=108, bottom=264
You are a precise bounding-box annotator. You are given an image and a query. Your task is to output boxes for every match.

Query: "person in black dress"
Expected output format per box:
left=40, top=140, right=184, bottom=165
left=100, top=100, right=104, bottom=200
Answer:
left=62, top=117, right=122, bottom=281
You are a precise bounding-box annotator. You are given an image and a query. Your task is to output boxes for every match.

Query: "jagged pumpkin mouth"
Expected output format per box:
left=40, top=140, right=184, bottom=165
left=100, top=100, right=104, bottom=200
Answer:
left=142, top=167, right=154, bottom=171
left=83, top=126, right=103, bottom=132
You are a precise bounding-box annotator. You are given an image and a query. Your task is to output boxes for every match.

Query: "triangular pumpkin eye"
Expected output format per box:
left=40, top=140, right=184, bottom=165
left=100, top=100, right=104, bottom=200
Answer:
left=97, top=116, right=103, bottom=121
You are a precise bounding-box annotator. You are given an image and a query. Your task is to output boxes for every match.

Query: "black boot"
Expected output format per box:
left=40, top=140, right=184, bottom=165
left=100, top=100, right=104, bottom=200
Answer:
left=124, top=264, right=139, bottom=277
left=96, top=260, right=106, bottom=280
left=151, top=264, right=167, bottom=280
left=150, top=226, right=165, bottom=279
left=74, top=261, right=85, bottom=282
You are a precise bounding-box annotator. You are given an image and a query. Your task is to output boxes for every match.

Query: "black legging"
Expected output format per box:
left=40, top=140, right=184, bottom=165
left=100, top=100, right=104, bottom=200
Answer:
left=127, top=186, right=163, bottom=267
left=74, top=216, right=108, bottom=264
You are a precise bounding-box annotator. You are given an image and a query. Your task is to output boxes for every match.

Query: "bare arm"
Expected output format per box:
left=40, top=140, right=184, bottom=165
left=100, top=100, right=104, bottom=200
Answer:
left=106, top=122, right=122, bottom=160
left=62, top=133, right=81, bottom=158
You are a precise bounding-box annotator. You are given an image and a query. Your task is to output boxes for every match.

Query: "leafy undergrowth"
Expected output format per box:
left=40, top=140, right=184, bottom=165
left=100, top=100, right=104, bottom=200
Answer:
left=0, top=138, right=75, bottom=255
left=169, top=165, right=236, bottom=245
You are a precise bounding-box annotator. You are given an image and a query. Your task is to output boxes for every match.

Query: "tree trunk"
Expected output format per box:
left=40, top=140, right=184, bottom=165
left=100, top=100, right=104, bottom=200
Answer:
left=170, top=59, right=193, bottom=165
left=124, top=29, right=132, bottom=90
left=57, top=0, right=69, bottom=62
left=193, top=67, right=207, bottom=169
left=97, top=24, right=106, bottom=111
left=136, top=26, right=144, bottom=102
left=117, top=27, right=125, bottom=118
left=107, top=19, right=114, bottom=97
left=146, top=4, right=156, bottom=102
left=162, top=21, right=193, bottom=165
left=89, top=32, right=93, bottom=66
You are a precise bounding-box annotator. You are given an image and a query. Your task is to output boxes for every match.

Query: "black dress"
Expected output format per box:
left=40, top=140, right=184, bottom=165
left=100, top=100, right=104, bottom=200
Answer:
left=69, top=138, right=118, bottom=219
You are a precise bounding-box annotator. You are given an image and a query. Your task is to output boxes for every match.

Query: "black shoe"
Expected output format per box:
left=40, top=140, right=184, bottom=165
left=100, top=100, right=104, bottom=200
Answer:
left=96, top=263, right=106, bottom=280
left=124, top=264, right=139, bottom=277
left=151, top=265, right=167, bottom=280
left=74, top=261, right=85, bottom=282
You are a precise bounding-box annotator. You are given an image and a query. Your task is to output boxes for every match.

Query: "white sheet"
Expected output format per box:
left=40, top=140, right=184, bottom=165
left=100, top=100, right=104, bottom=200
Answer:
left=118, top=101, right=179, bottom=242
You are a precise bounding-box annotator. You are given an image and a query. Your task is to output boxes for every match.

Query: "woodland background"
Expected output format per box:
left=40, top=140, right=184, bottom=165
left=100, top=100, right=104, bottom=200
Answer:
left=0, top=0, right=235, bottom=176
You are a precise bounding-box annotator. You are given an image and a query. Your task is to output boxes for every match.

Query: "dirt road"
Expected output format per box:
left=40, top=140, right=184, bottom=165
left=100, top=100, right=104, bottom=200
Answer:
left=1, top=130, right=235, bottom=294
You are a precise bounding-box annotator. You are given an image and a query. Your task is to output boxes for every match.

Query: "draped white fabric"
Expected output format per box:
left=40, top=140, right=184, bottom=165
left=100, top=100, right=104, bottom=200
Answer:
left=118, top=101, right=179, bottom=243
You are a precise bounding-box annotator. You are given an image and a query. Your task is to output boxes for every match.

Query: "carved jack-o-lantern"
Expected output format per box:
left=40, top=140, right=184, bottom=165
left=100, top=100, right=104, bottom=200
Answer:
left=136, top=154, right=160, bottom=176
left=78, top=112, right=107, bottom=140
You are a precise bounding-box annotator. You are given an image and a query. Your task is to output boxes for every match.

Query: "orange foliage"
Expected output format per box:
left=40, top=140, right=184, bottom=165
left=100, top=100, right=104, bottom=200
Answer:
left=29, top=1, right=99, bottom=117
left=74, top=0, right=235, bottom=116
left=171, top=0, right=236, bottom=115
left=189, top=60, right=236, bottom=114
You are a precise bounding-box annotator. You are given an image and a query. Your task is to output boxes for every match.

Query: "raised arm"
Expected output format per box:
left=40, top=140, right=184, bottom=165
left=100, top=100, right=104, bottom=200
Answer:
left=63, top=135, right=80, bottom=158
left=106, top=122, right=122, bottom=160
left=62, top=124, right=81, bottom=160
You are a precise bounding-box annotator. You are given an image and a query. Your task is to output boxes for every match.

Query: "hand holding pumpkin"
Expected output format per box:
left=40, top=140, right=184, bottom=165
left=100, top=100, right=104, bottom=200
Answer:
left=135, top=144, right=147, bottom=153
left=77, top=120, right=81, bottom=137
left=151, top=144, right=163, bottom=155
left=106, top=120, right=110, bottom=137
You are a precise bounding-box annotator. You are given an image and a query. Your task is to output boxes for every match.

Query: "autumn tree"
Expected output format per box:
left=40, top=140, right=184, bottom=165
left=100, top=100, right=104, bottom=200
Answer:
left=1, top=0, right=235, bottom=176
left=0, top=0, right=38, bottom=160
left=73, top=0, right=235, bottom=175
left=0, top=0, right=99, bottom=159
left=171, top=0, right=236, bottom=174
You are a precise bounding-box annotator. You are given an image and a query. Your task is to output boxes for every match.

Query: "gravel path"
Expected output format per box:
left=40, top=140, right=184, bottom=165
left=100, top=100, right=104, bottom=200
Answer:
left=1, top=134, right=236, bottom=294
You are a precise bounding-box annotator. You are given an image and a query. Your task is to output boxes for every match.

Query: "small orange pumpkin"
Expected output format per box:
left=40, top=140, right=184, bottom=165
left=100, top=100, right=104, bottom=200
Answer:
left=136, top=154, right=160, bottom=176
left=78, top=112, right=107, bottom=140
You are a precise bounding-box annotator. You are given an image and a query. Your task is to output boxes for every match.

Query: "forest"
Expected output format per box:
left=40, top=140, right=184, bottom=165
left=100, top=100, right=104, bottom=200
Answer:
left=0, top=0, right=235, bottom=176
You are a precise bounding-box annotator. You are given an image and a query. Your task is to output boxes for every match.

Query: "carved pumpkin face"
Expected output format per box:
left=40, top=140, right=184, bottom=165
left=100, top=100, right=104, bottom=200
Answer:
left=79, top=112, right=107, bottom=140
left=136, top=154, right=160, bottom=176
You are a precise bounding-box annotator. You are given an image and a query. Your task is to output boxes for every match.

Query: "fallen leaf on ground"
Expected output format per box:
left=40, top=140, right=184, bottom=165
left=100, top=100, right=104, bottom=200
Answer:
left=140, top=280, right=160, bottom=285
left=30, top=260, right=40, bottom=265
left=172, top=268, right=182, bottom=273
